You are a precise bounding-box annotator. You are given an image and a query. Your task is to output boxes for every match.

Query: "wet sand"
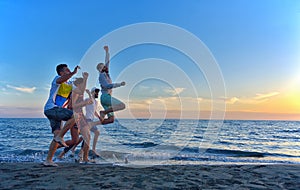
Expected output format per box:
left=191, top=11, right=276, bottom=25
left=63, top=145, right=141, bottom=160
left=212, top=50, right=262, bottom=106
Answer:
left=1, top=163, right=300, bottom=189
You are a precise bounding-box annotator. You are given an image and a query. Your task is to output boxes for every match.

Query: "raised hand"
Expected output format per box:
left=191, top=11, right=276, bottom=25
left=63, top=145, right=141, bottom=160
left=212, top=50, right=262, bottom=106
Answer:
left=82, top=72, right=89, bottom=79
left=72, top=65, right=80, bottom=74
left=104, top=46, right=109, bottom=52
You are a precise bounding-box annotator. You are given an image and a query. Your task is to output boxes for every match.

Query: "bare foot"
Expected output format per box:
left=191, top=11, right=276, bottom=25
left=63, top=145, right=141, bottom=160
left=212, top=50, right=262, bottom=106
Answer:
left=43, top=161, right=58, bottom=167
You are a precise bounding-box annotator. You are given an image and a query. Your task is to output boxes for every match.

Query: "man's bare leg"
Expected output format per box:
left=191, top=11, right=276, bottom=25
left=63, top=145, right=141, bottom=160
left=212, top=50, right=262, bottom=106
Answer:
left=83, top=143, right=89, bottom=162
left=92, top=130, right=100, bottom=152
left=54, top=117, right=75, bottom=147
left=58, top=126, right=79, bottom=159
left=80, top=126, right=90, bottom=162
left=99, top=103, right=125, bottom=120
left=43, top=130, right=60, bottom=167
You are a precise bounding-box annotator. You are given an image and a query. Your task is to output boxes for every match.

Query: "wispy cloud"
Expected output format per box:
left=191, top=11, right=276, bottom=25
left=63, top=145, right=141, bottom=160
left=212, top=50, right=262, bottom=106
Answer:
left=222, top=91, right=280, bottom=105
left=222, top=97, right=239, bottom=104
left=125, top=95, right=203, bottom=111
left=254, top=92, right=279, bottom=100
left=164, top=88, right=185, bottom=96
left=6, top=85, right=36, bottom=93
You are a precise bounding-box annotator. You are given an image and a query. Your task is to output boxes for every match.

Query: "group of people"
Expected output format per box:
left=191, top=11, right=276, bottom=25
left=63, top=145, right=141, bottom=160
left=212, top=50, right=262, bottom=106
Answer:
left=43, top=46, right=126, bottom=167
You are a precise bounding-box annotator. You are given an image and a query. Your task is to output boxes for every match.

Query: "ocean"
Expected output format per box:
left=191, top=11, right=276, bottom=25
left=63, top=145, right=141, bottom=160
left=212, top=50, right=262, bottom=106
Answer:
left=0, top=118, right=299, bottom=166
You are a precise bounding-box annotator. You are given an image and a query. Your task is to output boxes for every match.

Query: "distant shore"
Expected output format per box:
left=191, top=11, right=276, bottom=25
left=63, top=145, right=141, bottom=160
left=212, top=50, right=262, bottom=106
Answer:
left=1, top=163, right=300, bottom=189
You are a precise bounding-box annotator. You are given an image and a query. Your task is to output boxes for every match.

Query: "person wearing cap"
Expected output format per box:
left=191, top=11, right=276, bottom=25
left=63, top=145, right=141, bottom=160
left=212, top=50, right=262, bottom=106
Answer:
left=57, top=86, right=102, bottom=160
left=96, top=45, right=126, bottom=123
left=84, top=87, right=101, bottom=156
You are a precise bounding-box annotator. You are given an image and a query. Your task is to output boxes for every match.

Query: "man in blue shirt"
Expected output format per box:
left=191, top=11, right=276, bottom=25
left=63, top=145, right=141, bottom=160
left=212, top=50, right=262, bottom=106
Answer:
left=96, top=46, right=126, bottom=123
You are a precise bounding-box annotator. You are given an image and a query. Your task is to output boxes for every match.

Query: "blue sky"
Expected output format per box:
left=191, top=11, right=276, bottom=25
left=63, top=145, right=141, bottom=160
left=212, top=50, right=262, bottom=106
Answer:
left=0, top=0, right=300, bottom=119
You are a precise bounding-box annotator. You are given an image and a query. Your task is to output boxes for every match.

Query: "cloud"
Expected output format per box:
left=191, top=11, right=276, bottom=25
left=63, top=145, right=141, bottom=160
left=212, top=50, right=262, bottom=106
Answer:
left=222, top=91, right=280, bottom=106
left=6, top=85, right=36, bottom=93
left=254, top=92, right=279, bottom=100
left=165, top=88, right=185, bottom=96
left=218, top=97, right=239, bottom=104
left=225, top=97, right=239, bottom=104
left=126, top=95, right=203, bottom=112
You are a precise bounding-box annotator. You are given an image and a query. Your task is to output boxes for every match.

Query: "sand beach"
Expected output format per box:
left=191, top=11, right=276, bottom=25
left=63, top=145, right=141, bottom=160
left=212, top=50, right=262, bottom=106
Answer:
left=1, top=163, right=300, bottom=189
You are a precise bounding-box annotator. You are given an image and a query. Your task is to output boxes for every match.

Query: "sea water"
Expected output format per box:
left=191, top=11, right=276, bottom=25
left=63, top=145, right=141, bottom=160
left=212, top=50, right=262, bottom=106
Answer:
left=0, top=118, right=299, bottom=165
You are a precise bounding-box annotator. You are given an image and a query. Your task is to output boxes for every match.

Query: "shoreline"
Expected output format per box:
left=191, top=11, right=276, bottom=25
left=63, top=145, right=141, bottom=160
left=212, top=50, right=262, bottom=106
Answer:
left=1, top=163, right=300, bottom=189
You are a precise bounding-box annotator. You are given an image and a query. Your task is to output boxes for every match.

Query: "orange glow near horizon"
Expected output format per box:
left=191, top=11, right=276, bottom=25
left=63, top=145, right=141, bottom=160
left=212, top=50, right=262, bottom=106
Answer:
left=1, top=88, right=299, bottom=121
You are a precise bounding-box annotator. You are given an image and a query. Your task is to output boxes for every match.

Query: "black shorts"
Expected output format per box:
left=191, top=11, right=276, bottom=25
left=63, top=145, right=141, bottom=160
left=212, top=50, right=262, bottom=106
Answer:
left=44, top=107, right=73, bottom=133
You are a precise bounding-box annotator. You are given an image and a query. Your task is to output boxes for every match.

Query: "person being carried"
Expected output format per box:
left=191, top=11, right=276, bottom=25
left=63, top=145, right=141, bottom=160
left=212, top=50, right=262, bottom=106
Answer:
left=43, top=64, right=79, bottom=167
left=96, top=45, right=126, bottom=123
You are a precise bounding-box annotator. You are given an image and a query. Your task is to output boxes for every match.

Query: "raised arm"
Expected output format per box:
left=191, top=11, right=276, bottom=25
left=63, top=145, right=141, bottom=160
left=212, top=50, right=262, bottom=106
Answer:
left=81, top=72, right=89, bottom=93
left=85, top=89, right=92, bottom=99
left=56, top=66, right=80, bottom=84
left=104, top=46, right=110, bottom=69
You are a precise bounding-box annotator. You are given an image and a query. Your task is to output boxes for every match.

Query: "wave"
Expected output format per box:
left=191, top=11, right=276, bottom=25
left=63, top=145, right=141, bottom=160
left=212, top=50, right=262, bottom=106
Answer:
left=180, top=147, right=300, bottom=159
left=18, top=149, right=46, bottom=155
left=205, top=148, right=265, bottom=157
left=122, top=142, right=158, bottom=148
left=280, top=129, right=300, bottom=133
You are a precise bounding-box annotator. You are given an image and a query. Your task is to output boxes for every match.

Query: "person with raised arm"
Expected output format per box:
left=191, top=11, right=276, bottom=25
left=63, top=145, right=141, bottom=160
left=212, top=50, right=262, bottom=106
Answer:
left=43, top=64, right=79, bottom=167
left=96, top=45, right=126, bottom=123
left=71, top=72, right=95, bottom=162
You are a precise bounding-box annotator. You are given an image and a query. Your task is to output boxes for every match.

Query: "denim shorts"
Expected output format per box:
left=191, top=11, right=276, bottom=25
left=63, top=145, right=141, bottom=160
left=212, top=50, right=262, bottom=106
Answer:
left=44, top=107, right=73, bottom=133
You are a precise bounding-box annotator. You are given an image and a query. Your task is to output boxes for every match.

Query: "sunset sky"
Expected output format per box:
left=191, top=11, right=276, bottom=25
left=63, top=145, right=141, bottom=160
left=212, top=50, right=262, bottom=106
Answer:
left=0, top=0, right=299, bottom=120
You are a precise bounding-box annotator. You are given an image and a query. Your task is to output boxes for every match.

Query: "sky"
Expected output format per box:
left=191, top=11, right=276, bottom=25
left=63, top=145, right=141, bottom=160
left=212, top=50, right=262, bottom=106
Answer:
left=0, top=0, right=299, bottom=120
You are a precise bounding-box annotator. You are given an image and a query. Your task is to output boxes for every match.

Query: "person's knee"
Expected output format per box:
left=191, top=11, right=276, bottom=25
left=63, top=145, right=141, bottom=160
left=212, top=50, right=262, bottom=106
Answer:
left=120, top=102, right=125, bottom=110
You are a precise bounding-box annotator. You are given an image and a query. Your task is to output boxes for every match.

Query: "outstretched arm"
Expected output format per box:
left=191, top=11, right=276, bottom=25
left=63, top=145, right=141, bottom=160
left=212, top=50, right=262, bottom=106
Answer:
left=99, top=74, right=126, bottom=89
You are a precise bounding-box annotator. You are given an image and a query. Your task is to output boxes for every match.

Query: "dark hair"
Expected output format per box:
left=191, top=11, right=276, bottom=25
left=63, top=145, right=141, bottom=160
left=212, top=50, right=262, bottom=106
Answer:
left=56, top=64, right=68, bottom=75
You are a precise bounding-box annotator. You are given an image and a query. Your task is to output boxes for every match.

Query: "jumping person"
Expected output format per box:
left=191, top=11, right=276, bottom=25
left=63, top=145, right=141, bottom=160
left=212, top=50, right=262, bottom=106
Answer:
left=96, top=46, right=126, bottom=123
